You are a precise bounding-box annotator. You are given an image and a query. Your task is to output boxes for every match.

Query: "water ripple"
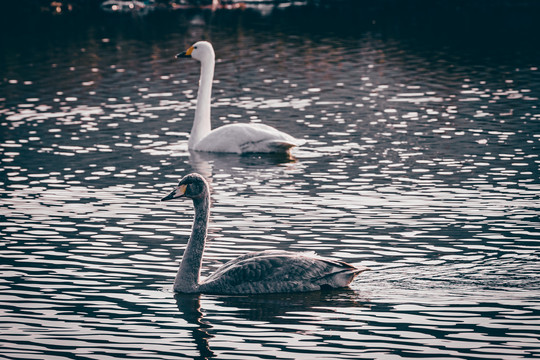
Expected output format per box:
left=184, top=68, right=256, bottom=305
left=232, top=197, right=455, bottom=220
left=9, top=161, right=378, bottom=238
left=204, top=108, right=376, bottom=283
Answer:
left=1, top=5, right=540, bottom=360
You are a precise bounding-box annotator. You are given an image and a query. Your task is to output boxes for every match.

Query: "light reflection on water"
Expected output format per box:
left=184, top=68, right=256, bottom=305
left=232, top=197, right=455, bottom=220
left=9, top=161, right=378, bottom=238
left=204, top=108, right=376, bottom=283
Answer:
left=1, top=4, right=540, bottom=360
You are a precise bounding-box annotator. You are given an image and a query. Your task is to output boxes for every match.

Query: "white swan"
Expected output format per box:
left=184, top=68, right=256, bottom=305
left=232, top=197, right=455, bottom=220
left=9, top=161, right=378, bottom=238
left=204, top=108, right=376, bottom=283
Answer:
left=176, top=41, right=301, bottom=154
left=161, top=173, right=369, bottom=294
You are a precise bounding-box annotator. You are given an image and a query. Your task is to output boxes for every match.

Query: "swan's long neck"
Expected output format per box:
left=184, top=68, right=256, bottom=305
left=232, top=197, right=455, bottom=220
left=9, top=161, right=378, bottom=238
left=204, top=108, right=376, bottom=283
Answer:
left=188, top=59, right=214, bottom=149
left=174, top=193, right=210, bottom=292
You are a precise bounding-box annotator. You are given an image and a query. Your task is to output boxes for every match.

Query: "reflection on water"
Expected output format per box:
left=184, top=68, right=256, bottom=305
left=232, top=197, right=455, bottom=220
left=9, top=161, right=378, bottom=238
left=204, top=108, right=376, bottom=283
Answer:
left=1, top=2, right=540, bottom=359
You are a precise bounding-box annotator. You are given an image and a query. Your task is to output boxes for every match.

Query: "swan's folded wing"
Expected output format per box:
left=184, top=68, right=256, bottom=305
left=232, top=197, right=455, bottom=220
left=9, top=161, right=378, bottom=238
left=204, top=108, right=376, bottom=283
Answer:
left=201, top=251, right=365, bottom=294
left=193, top=123, right=301, bottom=154
left=205, top=250, right=287, bottom=276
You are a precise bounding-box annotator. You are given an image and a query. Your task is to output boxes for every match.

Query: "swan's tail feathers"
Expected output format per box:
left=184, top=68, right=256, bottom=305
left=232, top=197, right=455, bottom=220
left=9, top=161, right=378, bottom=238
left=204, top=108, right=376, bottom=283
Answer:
left=237, top=139, right=301, bottom=154
left=315, top=264, right=370, bottom=290
left=350, top=265, right=370, bottom=281
left=339, top=265, right=370, bottom=287
left=265, top=140, right=299, bottom=153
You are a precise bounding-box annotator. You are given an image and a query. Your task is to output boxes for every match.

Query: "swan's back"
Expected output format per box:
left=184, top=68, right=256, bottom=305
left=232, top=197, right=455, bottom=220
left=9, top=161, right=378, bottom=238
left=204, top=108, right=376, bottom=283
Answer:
left=199, top=250, right=368, bottom=294
left=192, top=123, right=300, bottom=154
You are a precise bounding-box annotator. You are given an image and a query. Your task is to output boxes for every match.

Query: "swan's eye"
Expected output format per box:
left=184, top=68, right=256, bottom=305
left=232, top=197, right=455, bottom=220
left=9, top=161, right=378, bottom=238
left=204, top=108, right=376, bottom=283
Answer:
left=194, top=46, right=198, bottom=49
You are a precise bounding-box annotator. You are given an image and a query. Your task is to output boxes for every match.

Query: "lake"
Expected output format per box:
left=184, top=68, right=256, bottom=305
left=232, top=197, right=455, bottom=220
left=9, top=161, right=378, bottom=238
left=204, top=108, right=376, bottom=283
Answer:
left=1, top=2, right=539, bottom=359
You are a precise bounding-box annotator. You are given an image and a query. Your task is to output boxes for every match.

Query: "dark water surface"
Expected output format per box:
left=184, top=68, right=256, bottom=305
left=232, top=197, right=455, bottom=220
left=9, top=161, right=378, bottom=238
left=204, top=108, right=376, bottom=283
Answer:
left=1, top=3, right=540, bottom=359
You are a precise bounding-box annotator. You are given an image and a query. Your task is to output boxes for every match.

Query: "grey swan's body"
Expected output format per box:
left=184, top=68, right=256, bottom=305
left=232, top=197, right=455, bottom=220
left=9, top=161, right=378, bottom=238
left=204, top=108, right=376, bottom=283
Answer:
left=176, top=41, right=301, bottom=154
left=161, top=173, right=369, bottom=294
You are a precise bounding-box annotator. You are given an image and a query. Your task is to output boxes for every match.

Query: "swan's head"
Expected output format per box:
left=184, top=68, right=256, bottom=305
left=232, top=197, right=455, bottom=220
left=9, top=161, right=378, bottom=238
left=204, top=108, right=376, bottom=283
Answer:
left=161, top=173, right=208, bottom=201
left=176, top=41, right=215, bottom=63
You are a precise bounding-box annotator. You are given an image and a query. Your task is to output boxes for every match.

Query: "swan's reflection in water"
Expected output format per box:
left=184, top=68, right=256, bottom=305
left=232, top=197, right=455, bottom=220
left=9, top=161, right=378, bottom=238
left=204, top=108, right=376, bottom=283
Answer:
left=188, top=149, right=299, bottom=177
left=175, top=294, right=215, bottom=360
left=175, top=289, right=370, bottom=359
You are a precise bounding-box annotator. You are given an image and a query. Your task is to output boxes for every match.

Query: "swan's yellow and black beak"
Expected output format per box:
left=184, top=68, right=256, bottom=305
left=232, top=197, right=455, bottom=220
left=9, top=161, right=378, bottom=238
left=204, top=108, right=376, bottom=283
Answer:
left=161, top=184, right=187, bottom=201
left=176, top=46, right=194, bottom=59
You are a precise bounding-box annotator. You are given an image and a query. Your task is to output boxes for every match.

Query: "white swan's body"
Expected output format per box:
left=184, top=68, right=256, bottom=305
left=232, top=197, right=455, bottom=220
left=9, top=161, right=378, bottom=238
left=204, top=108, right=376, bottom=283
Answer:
left=191, top=123, right=298, bottom=153
left=177, top=41, right=301, bottom=154
left=161, top=173, right=369, bottom=295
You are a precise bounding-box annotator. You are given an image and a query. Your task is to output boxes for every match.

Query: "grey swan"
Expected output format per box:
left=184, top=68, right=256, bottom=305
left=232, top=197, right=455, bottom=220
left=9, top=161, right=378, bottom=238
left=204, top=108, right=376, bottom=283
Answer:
left=161, top=173, right=369, bottom=294
left=176, top=41, right=301, bottom=154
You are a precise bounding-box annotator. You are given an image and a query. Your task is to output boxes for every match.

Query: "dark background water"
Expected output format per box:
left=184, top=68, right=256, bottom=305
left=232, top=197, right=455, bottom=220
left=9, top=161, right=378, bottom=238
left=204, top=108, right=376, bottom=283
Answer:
left=1, top=1, right=540, bottom=359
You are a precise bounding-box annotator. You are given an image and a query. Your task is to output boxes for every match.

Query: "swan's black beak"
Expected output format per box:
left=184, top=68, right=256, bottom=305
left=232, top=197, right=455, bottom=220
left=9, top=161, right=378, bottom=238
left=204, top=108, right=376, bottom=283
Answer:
left=176, top=45, right=194, bottom=59
left=161, top=190, right=176, bottom=201
left=175, top=51, right=190, bottom=59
